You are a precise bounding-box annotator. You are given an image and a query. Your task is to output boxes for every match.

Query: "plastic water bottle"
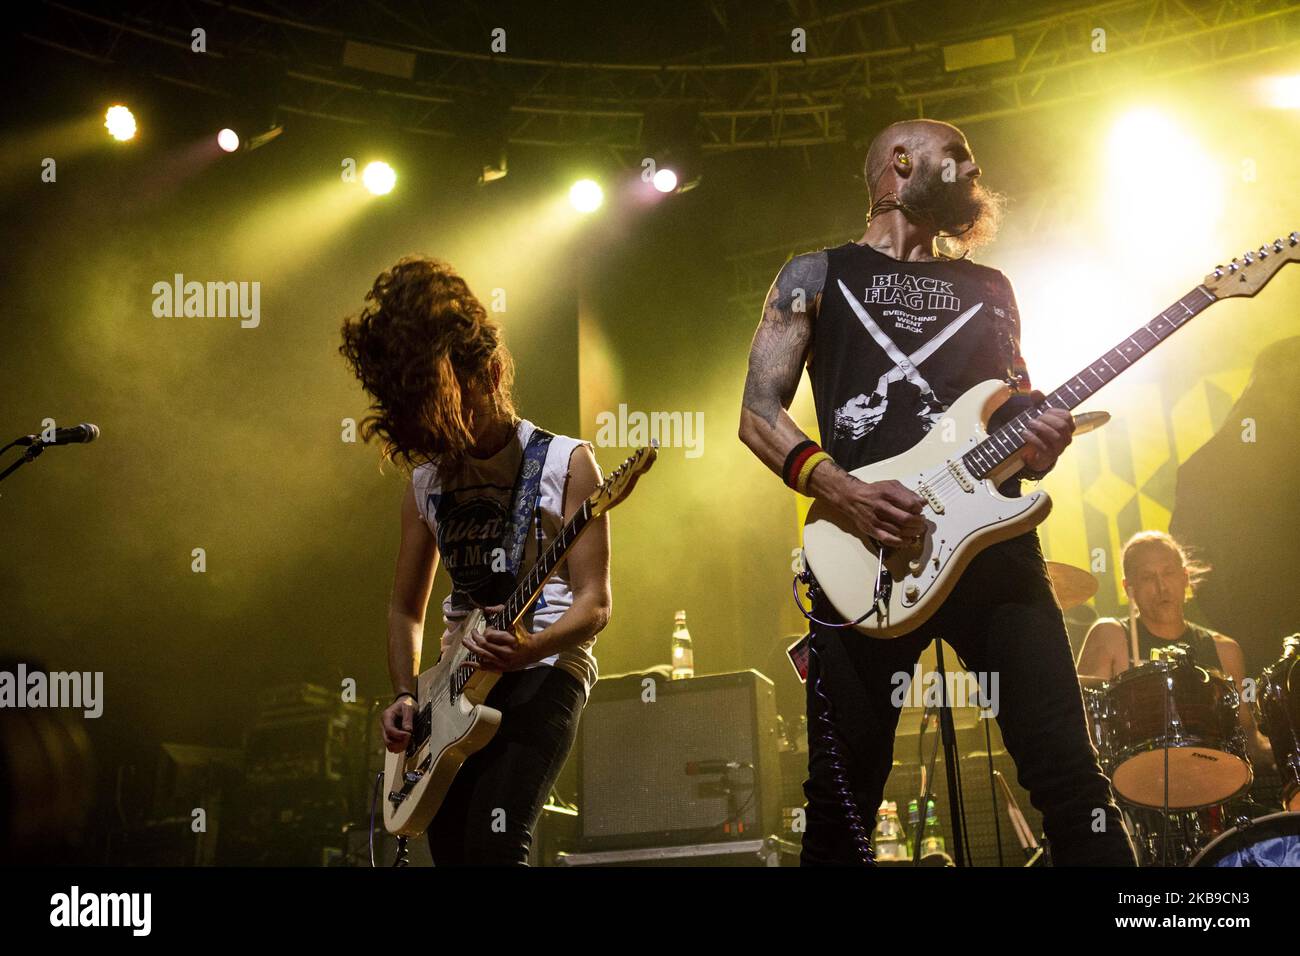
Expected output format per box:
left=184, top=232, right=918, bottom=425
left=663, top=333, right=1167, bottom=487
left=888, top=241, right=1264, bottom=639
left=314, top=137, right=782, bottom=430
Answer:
left=670, top=610, right=694, bottom=680
left=872, top=801, right=907, bottom=861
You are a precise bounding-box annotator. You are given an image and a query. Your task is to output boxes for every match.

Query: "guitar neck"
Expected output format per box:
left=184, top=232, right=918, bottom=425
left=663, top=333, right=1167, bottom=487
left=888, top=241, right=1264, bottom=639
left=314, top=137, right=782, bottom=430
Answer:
left=962, top=284, right=1217, bottom=479
left=492, top=501, right=593, bottom=630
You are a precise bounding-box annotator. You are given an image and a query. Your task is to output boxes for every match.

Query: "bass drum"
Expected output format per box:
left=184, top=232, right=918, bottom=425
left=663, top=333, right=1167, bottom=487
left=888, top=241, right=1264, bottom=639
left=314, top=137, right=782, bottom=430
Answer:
left=1189, top=811, right=1300, bottom=867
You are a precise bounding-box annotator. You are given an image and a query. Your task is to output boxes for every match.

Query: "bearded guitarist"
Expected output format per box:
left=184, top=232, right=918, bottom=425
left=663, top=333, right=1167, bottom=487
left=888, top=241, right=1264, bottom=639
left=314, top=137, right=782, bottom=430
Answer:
left=739, top=119, right=1137, bottom=866
left=341, top=256, right=611, bottom=865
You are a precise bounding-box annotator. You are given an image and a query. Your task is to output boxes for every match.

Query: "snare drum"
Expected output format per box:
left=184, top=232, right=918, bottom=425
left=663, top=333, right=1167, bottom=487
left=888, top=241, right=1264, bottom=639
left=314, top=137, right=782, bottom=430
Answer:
left=1255, top=636, right=1300, bottom=812
left=1101, top=660, right=1251, bottom=809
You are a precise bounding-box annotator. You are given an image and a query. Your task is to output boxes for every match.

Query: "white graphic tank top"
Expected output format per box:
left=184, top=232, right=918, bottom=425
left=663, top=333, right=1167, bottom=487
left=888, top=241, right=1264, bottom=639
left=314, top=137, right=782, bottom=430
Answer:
left=410, top=419, right=599, bottom=696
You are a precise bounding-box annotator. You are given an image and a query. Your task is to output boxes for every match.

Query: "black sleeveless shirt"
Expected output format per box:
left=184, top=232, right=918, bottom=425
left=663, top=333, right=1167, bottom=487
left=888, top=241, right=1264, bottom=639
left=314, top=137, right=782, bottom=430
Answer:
left=811, top=241, right=1025, bottom=472
left=1118, top=615, right=1222, bottom=672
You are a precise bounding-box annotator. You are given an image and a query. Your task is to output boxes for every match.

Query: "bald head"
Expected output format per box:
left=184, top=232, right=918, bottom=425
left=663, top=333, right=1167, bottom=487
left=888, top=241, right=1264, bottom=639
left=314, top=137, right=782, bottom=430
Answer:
left=859, top=117, right=1003, bottom=253
left=863, top=119, right=970, bottom=205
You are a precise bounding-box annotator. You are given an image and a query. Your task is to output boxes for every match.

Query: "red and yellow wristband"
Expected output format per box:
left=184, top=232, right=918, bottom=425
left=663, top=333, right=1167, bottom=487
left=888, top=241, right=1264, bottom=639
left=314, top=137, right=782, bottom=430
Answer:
left=783, top=440, right=833, bottom=496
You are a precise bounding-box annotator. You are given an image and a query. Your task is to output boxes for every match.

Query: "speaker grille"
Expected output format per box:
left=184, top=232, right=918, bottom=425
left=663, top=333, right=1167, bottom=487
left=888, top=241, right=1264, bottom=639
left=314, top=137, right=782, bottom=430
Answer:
left=578, top=671, right=779, bottom=849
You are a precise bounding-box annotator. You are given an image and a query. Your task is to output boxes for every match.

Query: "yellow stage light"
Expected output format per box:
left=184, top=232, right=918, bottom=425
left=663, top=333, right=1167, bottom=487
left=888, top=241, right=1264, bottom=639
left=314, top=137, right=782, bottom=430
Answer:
left=362, top=161, right=397, bottom=196
left=104, top=105, right=136, bottom=142
left=1103, top=108, right=1222, bottom=261
left=569, top=179, right=603, bottom=213
left=1261, top=74, right=1300, bottom=109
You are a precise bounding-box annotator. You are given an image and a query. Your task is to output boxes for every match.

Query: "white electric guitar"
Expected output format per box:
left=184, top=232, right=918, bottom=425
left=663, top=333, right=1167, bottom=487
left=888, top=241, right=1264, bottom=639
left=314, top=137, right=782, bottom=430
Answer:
left=383, top=443, right=656, bottom=837
left=803, top=232, right=1299, bottom=638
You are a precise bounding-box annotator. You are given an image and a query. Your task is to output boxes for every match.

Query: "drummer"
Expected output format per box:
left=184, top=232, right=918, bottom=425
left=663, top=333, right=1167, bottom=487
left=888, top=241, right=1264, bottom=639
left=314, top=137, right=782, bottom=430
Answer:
left=1076, top=531, right=1273, bottom=769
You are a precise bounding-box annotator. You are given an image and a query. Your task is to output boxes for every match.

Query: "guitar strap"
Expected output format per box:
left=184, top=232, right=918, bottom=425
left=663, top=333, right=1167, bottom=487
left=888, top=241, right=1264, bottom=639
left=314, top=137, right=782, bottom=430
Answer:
left=504, top=426, right=554, bottom=577
left=503, top=427, right=554, bottom=631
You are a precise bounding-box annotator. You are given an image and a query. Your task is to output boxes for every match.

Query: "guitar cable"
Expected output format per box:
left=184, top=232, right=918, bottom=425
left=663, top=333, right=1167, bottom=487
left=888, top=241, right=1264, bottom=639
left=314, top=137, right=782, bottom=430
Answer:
left=791, top=547, right=888, bottom=629
left=808, top=643, right=876, bottom=865
left=368, top=770, right=382, bottom=868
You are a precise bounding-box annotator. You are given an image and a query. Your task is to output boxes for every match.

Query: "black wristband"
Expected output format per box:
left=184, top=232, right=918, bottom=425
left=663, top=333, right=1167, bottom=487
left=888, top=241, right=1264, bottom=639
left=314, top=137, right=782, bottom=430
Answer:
left=393, top=691, right=417, bottom=705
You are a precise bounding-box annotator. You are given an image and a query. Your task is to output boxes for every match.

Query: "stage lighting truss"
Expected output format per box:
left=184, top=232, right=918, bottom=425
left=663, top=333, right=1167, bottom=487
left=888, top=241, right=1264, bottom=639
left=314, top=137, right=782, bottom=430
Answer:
left=30, top=0, right=1297, bottom=156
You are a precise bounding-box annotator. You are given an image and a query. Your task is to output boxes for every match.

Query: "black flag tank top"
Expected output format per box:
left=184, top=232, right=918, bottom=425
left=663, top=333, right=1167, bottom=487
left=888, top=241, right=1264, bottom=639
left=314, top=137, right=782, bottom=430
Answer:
left=810, top=241, right=1026, bottom=472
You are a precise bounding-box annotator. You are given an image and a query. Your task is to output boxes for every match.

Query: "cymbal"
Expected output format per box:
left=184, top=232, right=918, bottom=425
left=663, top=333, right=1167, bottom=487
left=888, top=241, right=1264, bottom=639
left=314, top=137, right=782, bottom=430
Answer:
left=1046, top=561, right=1098, bottom=611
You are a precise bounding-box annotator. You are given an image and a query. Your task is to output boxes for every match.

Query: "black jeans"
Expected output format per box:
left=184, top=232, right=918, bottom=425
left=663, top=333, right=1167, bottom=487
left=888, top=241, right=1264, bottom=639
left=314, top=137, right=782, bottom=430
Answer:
left=800, top=531, right=1136, bottom=867
left=426, top=665, right=584, bottom=865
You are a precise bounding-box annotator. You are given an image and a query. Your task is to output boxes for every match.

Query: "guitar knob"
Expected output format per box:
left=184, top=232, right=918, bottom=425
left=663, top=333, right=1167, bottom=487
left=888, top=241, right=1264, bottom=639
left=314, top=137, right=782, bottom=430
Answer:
left=904, top=584, right=919, bottom=601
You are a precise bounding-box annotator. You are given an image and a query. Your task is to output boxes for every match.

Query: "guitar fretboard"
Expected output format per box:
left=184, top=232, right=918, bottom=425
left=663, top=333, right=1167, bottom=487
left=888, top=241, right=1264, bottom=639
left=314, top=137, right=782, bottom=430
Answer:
left=961, top=285, right=1217, bottom=479
left=489, top=499, right=593, bottom=631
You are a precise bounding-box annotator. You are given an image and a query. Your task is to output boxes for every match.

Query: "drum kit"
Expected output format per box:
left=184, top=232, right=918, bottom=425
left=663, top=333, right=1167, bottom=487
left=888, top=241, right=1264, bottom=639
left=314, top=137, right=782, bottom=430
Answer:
left=1048, top=562, right=1300, bottom=867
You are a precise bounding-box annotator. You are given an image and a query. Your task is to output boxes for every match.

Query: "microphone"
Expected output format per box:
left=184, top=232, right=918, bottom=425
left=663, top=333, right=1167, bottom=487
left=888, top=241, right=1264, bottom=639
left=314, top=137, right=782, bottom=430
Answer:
left=685, top=759, right=746, bottom=775
left=17, top=424, right=100, bottom=446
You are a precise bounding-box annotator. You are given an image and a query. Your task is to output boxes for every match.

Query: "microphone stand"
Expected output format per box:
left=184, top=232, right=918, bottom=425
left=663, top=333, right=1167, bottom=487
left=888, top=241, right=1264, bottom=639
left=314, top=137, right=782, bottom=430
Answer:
left=933, top=638, right=969, bottom=866
left=913, top=639, right=968, bottom=866
left=0, top=436, right=46, bottom=486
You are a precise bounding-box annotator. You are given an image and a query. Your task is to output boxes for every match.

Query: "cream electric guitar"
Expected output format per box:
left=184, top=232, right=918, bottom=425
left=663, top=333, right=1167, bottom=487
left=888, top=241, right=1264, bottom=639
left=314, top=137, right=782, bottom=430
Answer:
left=803, top=232, right=1299, bottom=638
left=383, top=444, right=657, bottom=837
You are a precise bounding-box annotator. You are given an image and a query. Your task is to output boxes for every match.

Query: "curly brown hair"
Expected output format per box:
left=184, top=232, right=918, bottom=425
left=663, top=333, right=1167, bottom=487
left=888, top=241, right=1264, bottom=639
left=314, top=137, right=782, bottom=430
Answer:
left=339, top=256, right=516, bottom=474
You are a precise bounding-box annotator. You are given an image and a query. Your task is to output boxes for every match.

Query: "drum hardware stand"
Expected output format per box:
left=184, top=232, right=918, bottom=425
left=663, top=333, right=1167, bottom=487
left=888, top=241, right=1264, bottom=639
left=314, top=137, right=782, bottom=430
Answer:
left=1154, top=646, right=1187, bottom=867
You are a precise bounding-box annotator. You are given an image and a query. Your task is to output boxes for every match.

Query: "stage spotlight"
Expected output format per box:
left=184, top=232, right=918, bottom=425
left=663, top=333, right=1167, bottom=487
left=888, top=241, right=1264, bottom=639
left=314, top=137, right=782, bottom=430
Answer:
left=217, top=128, right=240, bottom=153
left=362, top=161, right=397, bottom=195
left=1104, top=107, right=1221, bottom=257
left=652, top=168, right=678, bottom=193
left=1262, top=75, right=1300, bottom=109
left=569, top=179, right=603, bottom=213
left=104, top=105, right=136, bottom=142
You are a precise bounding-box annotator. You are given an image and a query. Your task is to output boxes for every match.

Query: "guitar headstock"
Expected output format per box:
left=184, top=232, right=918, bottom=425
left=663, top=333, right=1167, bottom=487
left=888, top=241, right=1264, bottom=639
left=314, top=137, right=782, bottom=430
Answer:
left=1203, top=231, right=1299, bottom=299
left=587, top=441, right=658, bottom=518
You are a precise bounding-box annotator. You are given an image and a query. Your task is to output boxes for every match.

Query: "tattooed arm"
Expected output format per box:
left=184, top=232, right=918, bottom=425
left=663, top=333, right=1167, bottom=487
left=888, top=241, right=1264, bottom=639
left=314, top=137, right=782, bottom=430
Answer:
left=738, top=251, right=926, bottom=547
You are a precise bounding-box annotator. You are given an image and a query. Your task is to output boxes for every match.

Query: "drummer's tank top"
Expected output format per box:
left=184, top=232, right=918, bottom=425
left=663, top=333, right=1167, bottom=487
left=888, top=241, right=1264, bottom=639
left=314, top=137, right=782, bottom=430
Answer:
left=1117, top=615, right=1222, bottom=672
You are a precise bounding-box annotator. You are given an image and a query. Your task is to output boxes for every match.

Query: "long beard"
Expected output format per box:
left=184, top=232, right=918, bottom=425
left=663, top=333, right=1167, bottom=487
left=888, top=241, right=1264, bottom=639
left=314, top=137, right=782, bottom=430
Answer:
left=900, top=160, right=1006, bottom=254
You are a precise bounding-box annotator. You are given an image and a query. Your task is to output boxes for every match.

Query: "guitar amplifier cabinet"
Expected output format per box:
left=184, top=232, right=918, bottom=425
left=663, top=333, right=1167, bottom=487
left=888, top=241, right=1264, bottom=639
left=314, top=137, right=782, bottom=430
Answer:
left=575, top=669, right=781, bottom=851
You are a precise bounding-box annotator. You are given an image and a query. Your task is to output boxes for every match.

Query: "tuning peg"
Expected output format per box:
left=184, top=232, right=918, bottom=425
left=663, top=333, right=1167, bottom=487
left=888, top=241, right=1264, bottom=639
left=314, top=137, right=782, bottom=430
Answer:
left=1290, top=232, right=1299, bottom=245
left=1243, top=251, right=1255, bottom=264
left=1274, top=239, right=1284, bottom=253
left=1228, top=261, right=1239, bottom=273
left=1214, top=265, right=1225, bottom=278
left=1257, top=245, right=1269, bottom=258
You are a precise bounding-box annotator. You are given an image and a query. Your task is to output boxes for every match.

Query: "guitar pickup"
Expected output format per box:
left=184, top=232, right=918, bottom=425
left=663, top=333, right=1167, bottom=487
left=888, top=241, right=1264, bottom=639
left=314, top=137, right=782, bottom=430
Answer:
left=945, top=459, right=974, bottom=493
left=916, top=480, right=944, bottom=514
